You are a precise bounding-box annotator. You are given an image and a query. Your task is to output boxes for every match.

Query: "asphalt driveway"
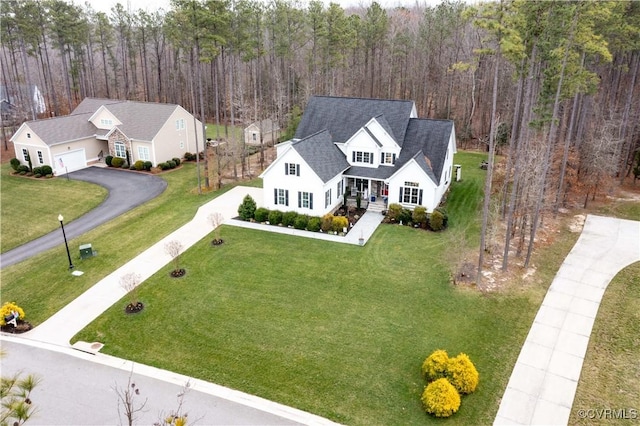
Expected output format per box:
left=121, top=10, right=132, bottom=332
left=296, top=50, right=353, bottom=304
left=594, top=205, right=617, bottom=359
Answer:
left=0, top=167, right=167, bottom=268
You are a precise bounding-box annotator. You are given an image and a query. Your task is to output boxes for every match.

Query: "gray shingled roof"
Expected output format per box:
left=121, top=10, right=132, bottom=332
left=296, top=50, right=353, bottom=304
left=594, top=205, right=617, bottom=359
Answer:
left=22, top=98, right=180, bottom=146
left=294, top=96, right=415, bottom=144
left=292, top=97, right=453, bottom=186
left=400, top=118, right=453, bottom=184
left=291, top=130, right=350, bottom=183
left=25, top=113, right=98, bottom=146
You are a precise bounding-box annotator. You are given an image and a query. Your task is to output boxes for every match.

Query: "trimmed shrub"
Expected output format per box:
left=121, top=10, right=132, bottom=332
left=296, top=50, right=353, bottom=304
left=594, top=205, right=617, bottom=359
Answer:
left=17, top=165, right=29, bottom=173
left=167, top=160, right=177, bottom=169
left=111, top=157, right=124, bottom=168
left=158, top=162, right=169, bottom=170
left=10, top=158, right=20, bottom=171
left=446, top=353, right=479, bottom=394
left=421, top=378, right=461, bottom=418
left=238, top=194, right=257, bottom=221
left=282, top=211, right=298, bottom=227
left=387, top=203, right=402, bottom=221
left=19, top=171, right=26, bottom=175
left=254, top=207, right=269, bottom=223
left=41, top=165, right=53, bottom=175
left=268, top=210, right=283, bottom=225
left=435, top=207, right=449, bottom=228
left=143, top=161, right=153, bottom=171
left=34, top=174, right=42, bottom=178
left=399, top=208, right=412, bottom=225
left=184, top=152, right=194, bottom=161
left=422, top=349, right=450, bottom=382
left=321, top=213, right=334, bottom=232
left=412, top=206, right=427, bottom=227
left=134, top=160, right=145, bottom=171
left=172, top=157, right=181, bottom=166
left=0, top=302, right=25, bottom=326
left=121, top=162, right=129, bottom=169
left=307, top=216, right=321, bottom=232
left=32, top=166, right=43, bottom=176
left=294, top=215, right=308, bottom=230
left=45, top=174, right=53, bottom=178
left=429, top=209, right=445, bottom=231
left=332, top=215, right=349, bottom=233
left=105, top=155, right=113, bottom=166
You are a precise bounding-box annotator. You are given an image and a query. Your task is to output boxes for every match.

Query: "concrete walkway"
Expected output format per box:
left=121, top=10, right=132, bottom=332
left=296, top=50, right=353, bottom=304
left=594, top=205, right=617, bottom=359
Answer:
left=494, top=215, right=640, bottom=425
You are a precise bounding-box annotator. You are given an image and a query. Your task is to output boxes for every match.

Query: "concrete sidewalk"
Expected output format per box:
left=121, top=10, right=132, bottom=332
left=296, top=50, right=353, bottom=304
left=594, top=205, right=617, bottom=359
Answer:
left=494, top=215, right=640, bottom=425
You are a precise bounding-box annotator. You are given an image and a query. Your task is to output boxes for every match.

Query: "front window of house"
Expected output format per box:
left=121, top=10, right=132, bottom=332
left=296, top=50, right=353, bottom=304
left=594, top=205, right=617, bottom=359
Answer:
left=285, top=162, right=300, bottom=176
left=252, top=133, right=257, bottom=141
left=400, top=181, right=422, bottom=205
left=325, top=188, right=332, bottom=208
left=337, top=181, right=342, bottom=197
left=175, top=118, right=185, bottom=130
left=352, top=151, right=373, bottom=164
left=138, top=146, right=150, bottom=161
left=298, top=191, right=313, bottom=209
left=37, top=150, right=44, bottom=164
left=100, top=118, right=113, bottom=126
left=274, top=188, right=289, bottom=206
left=22, top=148, right=29, bottom=161
left=27, top=133, right=31, bottom=138
left=114, top=141, right=126, bottom=158
left=382, top=152, right=396, bottom=165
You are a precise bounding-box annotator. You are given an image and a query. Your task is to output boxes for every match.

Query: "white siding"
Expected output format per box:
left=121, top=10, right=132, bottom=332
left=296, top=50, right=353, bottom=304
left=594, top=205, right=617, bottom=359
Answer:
left=388, top=161, right=438, bottom=212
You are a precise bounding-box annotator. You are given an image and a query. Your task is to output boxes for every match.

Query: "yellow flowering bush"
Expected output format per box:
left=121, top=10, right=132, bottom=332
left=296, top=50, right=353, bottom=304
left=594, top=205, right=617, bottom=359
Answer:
left=332, top=216, right=349, bottom=232
left=446, top=353, right=479, bottom=394
left=0, top=302, right=25, bottom=325
left=421, top=378, right=461, bottom=417
left=421, top=349, right=449, bottom=381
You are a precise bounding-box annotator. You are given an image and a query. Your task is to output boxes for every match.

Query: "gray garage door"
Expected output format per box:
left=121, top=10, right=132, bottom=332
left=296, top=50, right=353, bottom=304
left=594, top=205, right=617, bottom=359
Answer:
left=54, top=149, right=86, bottom=175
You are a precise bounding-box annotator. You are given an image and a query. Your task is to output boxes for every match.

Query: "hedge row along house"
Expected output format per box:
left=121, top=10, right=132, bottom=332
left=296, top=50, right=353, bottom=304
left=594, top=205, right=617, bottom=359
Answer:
left=260, top=96, right=457, bottom=216
left=11, top=98, right=203, bottom=175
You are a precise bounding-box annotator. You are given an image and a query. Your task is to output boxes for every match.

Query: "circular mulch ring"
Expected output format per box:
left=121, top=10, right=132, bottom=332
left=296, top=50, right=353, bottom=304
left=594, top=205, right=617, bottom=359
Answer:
left=211, top=238, right=224, bottom=246
left=170, top=268, right=186, bottom=278
left=1, top=320, right=33, bottom=334
left=125, top=302, right=145, bottom=314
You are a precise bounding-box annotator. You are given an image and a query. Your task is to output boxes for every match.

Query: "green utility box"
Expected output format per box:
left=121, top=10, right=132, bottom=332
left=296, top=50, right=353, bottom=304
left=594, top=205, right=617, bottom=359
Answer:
left=79, top=243, right=93, bottom=259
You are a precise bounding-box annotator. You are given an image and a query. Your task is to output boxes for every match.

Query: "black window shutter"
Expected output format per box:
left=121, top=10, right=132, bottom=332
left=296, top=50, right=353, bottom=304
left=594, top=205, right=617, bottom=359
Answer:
left=298, top=191, right=301, bottom=208
left=296, top=164, right=300, bottom=176
left=381, top=152, right=384, bottom=163
left=419, top=189, right=423, bottom=205
left=352, top=151, right=355, bottom=162
left=285, top=190, right=289, bottom=206
left=285, top=163, right=289, bottom=175
left=393, top=154, right=396, bottom=163
left=369, top=154, right=373, bottom=164
left=274, top=188, right=277, bottom=204
left=399, top=187, right=403, bottom=203
left=310, top=193, right=313, bottom=209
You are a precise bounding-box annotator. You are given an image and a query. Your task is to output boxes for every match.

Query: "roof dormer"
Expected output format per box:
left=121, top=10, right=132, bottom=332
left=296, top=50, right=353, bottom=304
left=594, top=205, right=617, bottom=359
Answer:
left=88, top=105, right=122, bottom=130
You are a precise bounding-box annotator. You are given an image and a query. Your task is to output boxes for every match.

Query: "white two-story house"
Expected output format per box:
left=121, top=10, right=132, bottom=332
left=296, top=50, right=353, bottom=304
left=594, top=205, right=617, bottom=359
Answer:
left=260, top=96, right=457, bottom=216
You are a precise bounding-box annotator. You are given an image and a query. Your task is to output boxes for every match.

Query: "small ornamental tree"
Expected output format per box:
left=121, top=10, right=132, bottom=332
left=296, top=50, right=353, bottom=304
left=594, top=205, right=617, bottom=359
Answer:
left=165, top=240, right=184, bottom=275
left=446, top=353, right=479, bottom=394
left=421, top=378, right=461, bottom=418
left=120, top=272, right=142, bottom=311
left=207, top=212, right=224, bottom=244
left=238, top=195, right=257, bottom=221
left=422, top=349, right=449, bottom=382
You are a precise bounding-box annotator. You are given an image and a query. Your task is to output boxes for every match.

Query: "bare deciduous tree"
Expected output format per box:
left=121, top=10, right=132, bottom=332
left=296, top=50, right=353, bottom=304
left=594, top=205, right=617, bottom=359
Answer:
left=164, top=240, right=184, bottom=273
left=120, top=272, right=142, bottom=307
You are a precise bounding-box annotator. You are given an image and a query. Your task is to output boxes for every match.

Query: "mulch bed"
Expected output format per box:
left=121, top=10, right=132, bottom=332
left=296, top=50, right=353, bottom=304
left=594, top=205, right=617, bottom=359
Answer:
left=170, top=268, right=186, bottom=278
left=125, top=302, right=145, bottom=314
left=1, top=319, right=33, bottom=334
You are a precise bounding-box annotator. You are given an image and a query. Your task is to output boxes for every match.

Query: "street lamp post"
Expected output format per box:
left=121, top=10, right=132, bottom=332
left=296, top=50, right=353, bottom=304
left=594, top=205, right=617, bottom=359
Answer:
left=58, top=214, right=74, bottom=269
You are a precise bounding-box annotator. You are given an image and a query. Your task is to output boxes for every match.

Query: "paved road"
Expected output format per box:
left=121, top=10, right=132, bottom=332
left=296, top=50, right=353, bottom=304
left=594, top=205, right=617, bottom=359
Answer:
left=0, top=167, right=167, bottom=268
left=0, top=338, right=308, bottom=425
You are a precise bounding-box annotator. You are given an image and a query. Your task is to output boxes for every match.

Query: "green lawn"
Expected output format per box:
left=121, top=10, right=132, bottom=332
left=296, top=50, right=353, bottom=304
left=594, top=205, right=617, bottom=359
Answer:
left=0, top=163, right=260, bottom=324
left=569, top=262, right=640, bottom=424
left=0, top=163, right=107, bottom=253
left=205, top=123, right=244, bottom=142
left=71, top=151, right=570, bottom=424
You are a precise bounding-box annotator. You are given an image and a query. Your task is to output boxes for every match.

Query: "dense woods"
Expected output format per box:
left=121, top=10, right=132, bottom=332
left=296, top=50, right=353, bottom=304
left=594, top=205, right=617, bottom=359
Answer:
left=2, top=0, right=639, bottom=276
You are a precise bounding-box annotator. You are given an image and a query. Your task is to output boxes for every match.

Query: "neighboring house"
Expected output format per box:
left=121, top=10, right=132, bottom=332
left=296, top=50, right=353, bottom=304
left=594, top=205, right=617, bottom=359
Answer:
left=11, top=98, right=203, bottom=175
left=244, top=118, right=280, bottom=146
left=0, top=84, right=46, bottom=119
left=260, top=96, right=457, bottom=216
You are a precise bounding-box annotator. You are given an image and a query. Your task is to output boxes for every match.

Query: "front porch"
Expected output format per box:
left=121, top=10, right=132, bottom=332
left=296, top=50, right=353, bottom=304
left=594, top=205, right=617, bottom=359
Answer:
left=343, top=177, right=388, bottom=213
